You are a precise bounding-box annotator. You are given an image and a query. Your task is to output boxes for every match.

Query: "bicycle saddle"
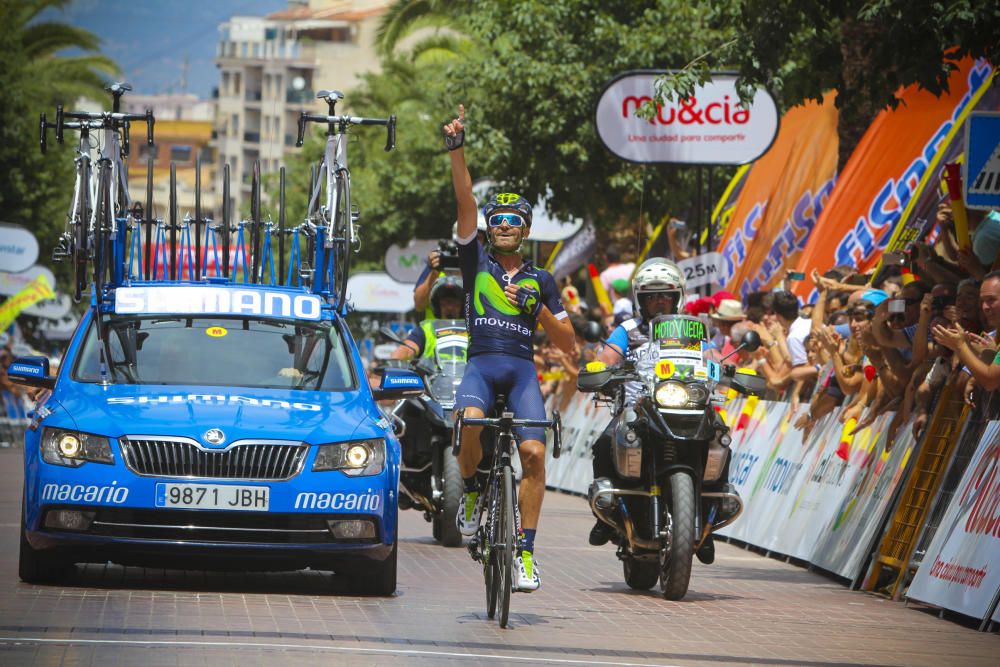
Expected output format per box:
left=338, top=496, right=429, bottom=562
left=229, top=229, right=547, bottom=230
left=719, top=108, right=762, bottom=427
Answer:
left=106, top=82, right=132, bottom=94
left=316, top=89, right=345, bottom=102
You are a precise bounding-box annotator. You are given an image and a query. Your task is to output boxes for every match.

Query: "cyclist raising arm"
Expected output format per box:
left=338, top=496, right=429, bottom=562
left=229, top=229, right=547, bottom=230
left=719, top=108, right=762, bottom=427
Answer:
left=444, top=104, right=574, bottom=592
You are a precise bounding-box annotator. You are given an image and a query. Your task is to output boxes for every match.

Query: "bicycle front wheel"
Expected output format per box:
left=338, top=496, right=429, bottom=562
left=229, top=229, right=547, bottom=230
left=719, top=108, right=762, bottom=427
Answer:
left=497, top=464, right=515, bottom=629
left=72, top=161, right=92, bottom=302
left=484, top=472, right=499, bottom=619
left=331, top=169, right=351, bottom=310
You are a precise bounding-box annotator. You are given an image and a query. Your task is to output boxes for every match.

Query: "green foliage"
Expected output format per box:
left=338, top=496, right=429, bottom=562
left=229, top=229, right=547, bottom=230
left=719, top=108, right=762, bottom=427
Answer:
left=0, top=0, right=118, bottom=291
left=449, top=0, right=736, bottom=236
left=652, top=1, right=1000, bottom=166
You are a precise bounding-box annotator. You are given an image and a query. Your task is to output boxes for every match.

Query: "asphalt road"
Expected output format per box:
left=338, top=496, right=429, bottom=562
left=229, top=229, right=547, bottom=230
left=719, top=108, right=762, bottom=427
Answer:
left=0, top=446, right=995, bottom=666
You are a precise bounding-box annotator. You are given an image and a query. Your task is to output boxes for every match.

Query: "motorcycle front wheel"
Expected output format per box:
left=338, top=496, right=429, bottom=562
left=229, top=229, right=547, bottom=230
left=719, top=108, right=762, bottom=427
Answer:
left=659, top=472, right=695, bottom=600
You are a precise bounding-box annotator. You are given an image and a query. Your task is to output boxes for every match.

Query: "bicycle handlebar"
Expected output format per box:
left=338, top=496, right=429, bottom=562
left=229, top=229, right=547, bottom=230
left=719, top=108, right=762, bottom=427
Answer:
left=296, top=112, right=396, bottom=152
left=462, top=416, right=554, bottom=429
left=456, top=409, right=563, bottom=458
left=53, top=107, right=155, bottom=149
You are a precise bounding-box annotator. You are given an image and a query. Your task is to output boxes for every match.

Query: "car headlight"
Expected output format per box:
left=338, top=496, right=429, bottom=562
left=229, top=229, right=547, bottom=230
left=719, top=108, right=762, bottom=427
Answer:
left=313, top=438, right=386, bottom=476
left=41, top=428, right=114, bottom=467
left=654, top=382, right=691, bottom=408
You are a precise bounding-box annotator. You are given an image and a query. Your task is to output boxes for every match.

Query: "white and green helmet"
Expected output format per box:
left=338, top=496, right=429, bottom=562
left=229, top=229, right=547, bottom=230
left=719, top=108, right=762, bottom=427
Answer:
left=632, top=257, right=686, bottom=319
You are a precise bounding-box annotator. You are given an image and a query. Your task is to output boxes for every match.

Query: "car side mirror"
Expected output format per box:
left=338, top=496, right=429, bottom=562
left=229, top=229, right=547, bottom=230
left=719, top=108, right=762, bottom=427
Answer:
left=372, top=367, right=424, bottom=400
left=7, top=356, right=56, bottom=390
left=741, top=330, right=761, bottom=352
left=378, top=326, right=404, bottom=344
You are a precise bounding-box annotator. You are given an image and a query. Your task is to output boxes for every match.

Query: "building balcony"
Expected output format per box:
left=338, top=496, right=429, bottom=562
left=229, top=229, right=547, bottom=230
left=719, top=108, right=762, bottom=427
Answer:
left=243, top=131, right=261, bottom=144
left=245, top=89, right=263, bottom=102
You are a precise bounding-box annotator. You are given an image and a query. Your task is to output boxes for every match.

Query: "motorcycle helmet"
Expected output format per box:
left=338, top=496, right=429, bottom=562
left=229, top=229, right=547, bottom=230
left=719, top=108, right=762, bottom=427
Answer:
left=429, top=275, right=465, bottom=318
left=632, top=257, right=686, bottom=320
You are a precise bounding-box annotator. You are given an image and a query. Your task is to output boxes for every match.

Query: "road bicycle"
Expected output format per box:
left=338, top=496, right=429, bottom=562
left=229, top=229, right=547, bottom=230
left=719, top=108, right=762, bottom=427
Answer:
left=454, top=397, right=561, bottom=628
left=295, top=89, right=395, bottom=311
left=40, top=82, right=154, bottom=301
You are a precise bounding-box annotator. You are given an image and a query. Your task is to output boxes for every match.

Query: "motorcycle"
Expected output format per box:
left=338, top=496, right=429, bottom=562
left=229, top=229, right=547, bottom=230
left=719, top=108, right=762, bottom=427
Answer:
left=380, top=321, right=469, bottom=546
left=577, top=314, right=763, bottom=599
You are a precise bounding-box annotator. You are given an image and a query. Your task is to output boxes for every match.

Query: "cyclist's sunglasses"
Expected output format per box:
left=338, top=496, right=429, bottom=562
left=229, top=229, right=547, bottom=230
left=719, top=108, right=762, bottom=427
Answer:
left=487, top=213, right=527, bottom=228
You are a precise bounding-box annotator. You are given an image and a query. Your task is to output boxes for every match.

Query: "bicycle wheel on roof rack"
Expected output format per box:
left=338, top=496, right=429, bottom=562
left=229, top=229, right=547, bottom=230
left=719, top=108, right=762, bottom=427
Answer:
left=92, top=161, right=113, bottom=296
left=330, top=168, right=351, bottom=310
left=71, top=162, right=92, bottom=302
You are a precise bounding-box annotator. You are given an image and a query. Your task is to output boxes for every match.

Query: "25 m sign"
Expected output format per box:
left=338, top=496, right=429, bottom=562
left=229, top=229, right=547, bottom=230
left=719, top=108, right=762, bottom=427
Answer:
left=678, top=252, right=724, bottom=289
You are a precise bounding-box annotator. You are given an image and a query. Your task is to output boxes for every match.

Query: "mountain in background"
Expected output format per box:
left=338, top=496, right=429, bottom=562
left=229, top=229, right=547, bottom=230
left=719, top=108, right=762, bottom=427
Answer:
left=43, top=0, right=285, bottom=99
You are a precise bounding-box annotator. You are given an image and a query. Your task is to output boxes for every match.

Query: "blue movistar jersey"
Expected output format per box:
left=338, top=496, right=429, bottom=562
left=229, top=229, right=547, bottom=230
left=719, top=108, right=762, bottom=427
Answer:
left=458, top=237, right=566, bottom=360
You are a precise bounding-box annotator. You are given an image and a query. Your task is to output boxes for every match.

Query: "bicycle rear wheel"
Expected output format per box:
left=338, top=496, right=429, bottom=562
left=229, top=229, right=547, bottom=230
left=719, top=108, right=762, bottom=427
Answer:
left=497, top=464, right=515, bottom=629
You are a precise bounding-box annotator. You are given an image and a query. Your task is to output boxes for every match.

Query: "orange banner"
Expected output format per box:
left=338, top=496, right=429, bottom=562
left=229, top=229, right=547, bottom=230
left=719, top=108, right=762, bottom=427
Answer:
left=717, top=92, right=839, bottom=299
left=793, top=58, right=994, bottom=299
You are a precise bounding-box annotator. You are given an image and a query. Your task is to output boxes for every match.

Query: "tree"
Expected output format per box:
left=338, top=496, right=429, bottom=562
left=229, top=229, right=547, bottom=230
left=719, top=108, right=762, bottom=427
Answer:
left=447, top=1, right=738, bottom=243
left=0, top=0, right=118, bottom=289
left=652, top=1, right=1000, bottom=168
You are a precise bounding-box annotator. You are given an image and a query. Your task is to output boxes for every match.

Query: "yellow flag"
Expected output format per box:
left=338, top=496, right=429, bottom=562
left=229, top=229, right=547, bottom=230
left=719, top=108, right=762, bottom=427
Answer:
left=0, top=275, right=56, bottom=331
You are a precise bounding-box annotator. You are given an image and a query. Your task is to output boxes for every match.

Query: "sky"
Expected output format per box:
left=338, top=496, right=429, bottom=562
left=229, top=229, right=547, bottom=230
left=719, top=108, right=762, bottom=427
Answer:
left=42, top=0, right=286, bottom=99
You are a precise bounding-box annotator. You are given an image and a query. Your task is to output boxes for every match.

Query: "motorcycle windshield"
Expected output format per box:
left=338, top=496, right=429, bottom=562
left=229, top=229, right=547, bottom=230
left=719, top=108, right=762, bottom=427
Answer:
left=646, top=314, right=713, bottom=382
left=430, top=319, right=468, bottom=378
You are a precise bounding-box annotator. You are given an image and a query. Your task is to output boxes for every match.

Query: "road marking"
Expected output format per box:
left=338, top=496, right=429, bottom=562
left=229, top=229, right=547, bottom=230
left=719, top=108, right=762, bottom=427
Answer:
left=0, top=636, right=683, bottom=666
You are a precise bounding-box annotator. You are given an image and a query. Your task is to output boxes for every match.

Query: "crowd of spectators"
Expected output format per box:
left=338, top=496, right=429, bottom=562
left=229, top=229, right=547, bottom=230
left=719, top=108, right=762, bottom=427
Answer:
left=534, top=205, right=1000, bottom=443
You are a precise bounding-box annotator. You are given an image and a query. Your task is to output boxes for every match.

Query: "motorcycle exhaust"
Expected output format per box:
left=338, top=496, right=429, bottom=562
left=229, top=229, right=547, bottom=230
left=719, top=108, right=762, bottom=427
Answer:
left=701, top=490, right=744, bottom=532
left=588, top=479, right=660, bottom=551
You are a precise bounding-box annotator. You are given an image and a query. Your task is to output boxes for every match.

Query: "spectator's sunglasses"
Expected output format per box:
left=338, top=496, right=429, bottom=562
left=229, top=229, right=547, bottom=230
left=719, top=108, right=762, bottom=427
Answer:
left=487, top=213, right=527, bottom=228
left=850, top=309, right=875, bottom=321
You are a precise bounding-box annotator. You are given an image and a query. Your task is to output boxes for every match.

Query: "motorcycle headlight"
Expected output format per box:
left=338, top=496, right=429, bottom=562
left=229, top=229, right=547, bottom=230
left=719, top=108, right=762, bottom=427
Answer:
left=313, top=438, right=386, bottom=476
left=654, top=382, right=690, bottom=408
left=41, top=428, right=114, bottom=467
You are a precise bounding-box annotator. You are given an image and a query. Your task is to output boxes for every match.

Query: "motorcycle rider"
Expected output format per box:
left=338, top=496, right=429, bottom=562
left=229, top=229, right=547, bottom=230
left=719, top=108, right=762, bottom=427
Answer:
left=393, top=276, right=466, bottom=361
left=587, top=258, right=737, bottom=564
left=443, top=104, right=576, bottom=591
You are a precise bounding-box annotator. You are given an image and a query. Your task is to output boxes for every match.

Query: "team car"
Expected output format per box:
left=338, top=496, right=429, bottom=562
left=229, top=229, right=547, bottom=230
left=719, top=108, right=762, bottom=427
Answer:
left=15, top=84, right=411, bottom=593
left=10, top=282, right=422, bottom=594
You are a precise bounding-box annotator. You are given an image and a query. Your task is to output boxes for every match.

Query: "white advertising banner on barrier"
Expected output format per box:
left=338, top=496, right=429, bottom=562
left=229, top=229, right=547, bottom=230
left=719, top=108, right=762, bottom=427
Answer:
left=811, top=414, right=920, bottom=579
left=595, top=72, right=779, bottom=165
left=908, top=421, right=1000, bottom=620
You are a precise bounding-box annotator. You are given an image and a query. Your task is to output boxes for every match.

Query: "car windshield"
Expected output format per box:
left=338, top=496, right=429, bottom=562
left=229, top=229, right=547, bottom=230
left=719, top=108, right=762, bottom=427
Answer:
left=73, top=315, right=356, bottom=391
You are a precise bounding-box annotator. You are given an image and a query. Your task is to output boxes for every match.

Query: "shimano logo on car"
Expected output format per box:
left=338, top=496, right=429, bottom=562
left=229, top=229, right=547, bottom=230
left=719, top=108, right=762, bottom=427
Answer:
left=294, top=491, right=381, bottom=511
left=387, top=376, right=421, bottom=387
left=42, top=481, right=129, bottom=504
left=473, top=317, right=532, bottom=336
left=115, top=286, right=322, bottom=320
left=107, top=394, right=321, bottom=411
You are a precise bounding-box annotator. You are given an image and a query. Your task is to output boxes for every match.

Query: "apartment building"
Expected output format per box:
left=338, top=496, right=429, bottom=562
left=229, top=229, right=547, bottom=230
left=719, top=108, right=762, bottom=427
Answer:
left=214, top=0, right=389, bottom=215
left=124, top=94, right=218, bottom=224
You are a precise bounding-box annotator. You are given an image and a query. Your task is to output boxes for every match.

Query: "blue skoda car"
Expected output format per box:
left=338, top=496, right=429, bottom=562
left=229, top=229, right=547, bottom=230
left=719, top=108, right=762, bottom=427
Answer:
left=10, top=283, right=423, bottom=595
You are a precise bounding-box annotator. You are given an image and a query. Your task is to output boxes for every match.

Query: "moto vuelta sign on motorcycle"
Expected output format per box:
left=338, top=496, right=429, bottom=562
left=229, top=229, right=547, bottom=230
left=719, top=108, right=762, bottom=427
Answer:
left=595, top=71, right=779, bottom=164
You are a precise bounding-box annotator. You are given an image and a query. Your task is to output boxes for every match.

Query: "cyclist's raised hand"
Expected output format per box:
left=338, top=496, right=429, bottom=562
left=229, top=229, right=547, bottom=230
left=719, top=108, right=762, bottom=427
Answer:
left=443, top=104, right=465, bottom=151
